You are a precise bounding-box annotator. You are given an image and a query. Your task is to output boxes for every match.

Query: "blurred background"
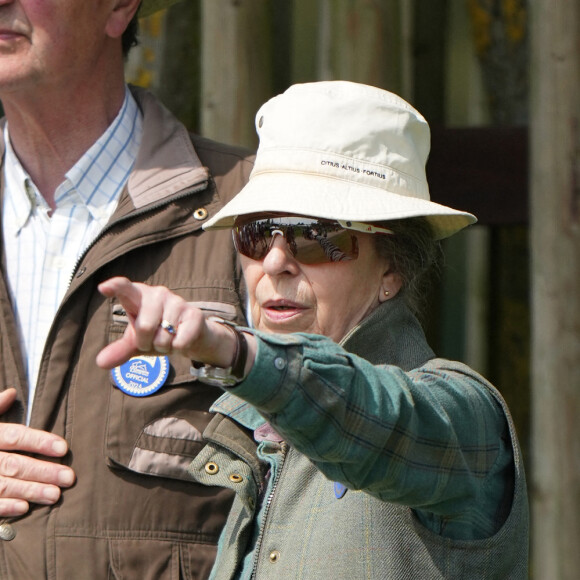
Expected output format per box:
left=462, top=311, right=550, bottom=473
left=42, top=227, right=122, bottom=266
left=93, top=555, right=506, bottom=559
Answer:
left=127, top=1, right=578, bottom=578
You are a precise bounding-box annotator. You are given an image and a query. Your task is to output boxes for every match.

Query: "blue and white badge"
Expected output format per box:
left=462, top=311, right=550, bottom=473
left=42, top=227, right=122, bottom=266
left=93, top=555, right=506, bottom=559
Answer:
left=111, top=355, right=170, bottom=397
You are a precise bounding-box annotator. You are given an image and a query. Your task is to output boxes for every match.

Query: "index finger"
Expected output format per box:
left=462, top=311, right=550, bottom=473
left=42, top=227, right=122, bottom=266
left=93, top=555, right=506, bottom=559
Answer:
left=98, top=276, right=143, bottom=320
left=0, top=423, right=68, bottom=457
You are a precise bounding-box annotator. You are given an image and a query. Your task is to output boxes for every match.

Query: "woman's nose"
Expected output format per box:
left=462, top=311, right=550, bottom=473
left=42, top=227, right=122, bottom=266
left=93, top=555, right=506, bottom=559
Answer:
left=262, top=233, right=299, bottom=275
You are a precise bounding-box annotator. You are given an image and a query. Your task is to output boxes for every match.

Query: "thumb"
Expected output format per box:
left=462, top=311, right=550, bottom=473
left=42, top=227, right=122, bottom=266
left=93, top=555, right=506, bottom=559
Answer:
left=0, top=388, right=18, bottom=415
left=96, top=325, right=140, bottom=370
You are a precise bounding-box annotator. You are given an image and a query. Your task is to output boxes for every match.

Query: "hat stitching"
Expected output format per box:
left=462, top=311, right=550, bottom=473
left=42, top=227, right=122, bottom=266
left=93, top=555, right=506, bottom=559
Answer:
left=253, top=147, right=426, bottom=185
left=251, top=168, right=425, bottom=198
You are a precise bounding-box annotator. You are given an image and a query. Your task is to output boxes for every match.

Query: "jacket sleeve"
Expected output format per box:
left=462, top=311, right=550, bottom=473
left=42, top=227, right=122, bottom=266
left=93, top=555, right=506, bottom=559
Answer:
left=226, top=330, right=515, bottom=540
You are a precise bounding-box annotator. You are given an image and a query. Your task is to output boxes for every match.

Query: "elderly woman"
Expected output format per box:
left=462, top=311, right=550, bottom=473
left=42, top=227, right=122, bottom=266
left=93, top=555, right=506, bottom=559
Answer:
left=97, top=82, right=528, bottom=579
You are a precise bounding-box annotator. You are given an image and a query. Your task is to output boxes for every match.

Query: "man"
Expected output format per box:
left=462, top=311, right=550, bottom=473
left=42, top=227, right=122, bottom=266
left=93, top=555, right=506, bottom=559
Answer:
left=0, top=0, right=252, bottom=577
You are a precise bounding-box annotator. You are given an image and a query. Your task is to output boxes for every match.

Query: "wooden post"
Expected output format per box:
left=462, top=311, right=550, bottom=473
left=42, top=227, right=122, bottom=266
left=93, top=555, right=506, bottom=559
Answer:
left=330, top=0, right=402, bottom=92
left=200, top=0, right=272, bottom=149
left=126, top=4, right=200, bottom=131
left=292, top=0, right=403, bottom=92
left=464, top=0, right=531, bottom=470
left=530, top=0, right=580, bottom=577
left=156, top=1, right=201, bottom=132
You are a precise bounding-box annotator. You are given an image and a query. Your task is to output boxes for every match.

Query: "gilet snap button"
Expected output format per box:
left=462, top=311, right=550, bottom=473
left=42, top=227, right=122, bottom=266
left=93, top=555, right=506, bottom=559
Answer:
left=205, top=462, right=219, bottom=475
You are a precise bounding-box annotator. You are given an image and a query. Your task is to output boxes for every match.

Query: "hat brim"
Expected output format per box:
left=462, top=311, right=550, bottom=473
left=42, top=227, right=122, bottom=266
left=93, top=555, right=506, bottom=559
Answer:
left=139, top=0, right=182, bottom=18
left=204, top=173, right=477, bottom=240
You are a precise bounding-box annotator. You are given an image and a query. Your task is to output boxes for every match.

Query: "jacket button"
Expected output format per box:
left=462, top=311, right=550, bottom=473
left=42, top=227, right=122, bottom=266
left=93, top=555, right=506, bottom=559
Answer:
left=205, top=462, right=219, bottom=475
left=274, top=357, right=286, bottom=370
left=229, top=473, right=243, bottom=483
left=193, top=208, right=208, bottom=220
left=269, top=550, right=280, bottom=564
left=0, top=523, right=16, bottom=541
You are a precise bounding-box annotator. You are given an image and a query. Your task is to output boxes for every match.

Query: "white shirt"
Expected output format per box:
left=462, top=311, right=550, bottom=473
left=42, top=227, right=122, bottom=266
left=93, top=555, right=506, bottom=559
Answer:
left=2, top=87, right=143, bottom=422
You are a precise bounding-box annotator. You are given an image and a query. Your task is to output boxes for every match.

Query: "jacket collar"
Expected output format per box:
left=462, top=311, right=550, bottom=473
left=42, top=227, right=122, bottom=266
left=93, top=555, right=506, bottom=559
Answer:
left=340, top=295, right=434, bottom=371
left=123, top=85, right=210, bottom=210
left=0, top=86, right=210, bottom=217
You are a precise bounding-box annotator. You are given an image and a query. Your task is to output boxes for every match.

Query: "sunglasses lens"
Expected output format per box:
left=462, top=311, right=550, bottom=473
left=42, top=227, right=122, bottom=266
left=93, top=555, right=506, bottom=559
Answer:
left=232, top=221, right=271, bottom=260
left=293, top=226, right=358, bottom=263
left=233, top=218, right=359, bottom=264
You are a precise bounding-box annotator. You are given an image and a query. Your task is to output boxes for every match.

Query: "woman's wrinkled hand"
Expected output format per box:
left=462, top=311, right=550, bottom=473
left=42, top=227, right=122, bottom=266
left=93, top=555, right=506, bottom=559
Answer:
left=96, top=277, right=238, bottom=371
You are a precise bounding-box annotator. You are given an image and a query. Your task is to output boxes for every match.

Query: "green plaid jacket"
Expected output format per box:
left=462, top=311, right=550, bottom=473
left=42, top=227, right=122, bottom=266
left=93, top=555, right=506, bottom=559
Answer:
left=188, top=297, right=529, bottom=579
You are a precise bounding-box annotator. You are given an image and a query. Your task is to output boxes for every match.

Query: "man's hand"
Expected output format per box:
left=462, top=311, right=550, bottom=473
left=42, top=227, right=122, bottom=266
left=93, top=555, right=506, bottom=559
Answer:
left=0, top=389, right=75, bottom=517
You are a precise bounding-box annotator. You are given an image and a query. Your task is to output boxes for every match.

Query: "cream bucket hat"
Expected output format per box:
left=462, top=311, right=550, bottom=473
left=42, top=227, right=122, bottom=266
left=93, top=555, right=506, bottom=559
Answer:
left=140, top=0, right=182, bottom=18
left=204, top=81, right=477, bottom=240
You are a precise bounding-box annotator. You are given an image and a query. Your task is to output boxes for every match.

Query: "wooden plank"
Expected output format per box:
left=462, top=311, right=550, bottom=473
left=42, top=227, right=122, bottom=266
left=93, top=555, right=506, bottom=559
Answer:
left=200, top=0, right=272, bottom=148
left=157, top=1, right=201, bottom=131
left=530, top=0, right=580, bottom=577
left=331, top=0, right=402, bottom=91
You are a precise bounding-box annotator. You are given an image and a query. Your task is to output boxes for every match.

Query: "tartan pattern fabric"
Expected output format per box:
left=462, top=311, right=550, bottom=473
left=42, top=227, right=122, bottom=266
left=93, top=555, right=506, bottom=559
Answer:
left=199, top=298, right=528, bottom=578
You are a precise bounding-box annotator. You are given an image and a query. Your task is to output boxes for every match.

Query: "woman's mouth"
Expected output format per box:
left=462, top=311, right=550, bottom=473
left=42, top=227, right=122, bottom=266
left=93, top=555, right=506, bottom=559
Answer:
left=262, top=299, right=306, bottom=322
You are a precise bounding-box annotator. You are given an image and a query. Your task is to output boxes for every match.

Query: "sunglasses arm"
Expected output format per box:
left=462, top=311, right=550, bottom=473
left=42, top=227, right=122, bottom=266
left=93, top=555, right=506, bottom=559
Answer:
left=337, top=220, right=394, bottom=235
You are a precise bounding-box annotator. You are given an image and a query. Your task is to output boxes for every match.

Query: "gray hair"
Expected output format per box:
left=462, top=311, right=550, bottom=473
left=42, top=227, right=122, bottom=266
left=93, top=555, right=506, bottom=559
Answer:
left=373, top=217, right=442, bottom=320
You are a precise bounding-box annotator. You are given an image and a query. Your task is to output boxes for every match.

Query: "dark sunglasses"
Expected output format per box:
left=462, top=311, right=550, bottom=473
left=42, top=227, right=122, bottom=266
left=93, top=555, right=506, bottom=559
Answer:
left=232, top=216, right=394, bottom=265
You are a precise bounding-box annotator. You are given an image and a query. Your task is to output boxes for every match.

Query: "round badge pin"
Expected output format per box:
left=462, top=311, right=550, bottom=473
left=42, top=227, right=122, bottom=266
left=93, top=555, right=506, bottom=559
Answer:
left=111, top=355, right=170, bottom=397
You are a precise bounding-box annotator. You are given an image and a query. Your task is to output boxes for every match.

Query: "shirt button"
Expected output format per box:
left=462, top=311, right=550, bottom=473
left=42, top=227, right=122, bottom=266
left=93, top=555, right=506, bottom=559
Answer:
left=52, top=256, right=65, bottom=270
left=92, top=207, right=108, bottom=220
left=274, top=357, right=286, bottom=370
left=0, top=523, right=16, bottom=541
left=269, top=550, right=281, bottom=564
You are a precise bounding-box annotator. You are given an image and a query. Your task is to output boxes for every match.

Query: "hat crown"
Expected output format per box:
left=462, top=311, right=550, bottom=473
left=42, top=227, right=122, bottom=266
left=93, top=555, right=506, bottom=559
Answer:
left=204, top=81, right=477, bottom=239
left=252, top=81, right=431, bottom=202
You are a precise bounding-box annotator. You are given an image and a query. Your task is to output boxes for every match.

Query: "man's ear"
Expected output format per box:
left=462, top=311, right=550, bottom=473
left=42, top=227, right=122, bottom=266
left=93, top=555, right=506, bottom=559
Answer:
left=106, top=0, right=142, bottom=39
left=378, top=269, right=403, bottom=303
